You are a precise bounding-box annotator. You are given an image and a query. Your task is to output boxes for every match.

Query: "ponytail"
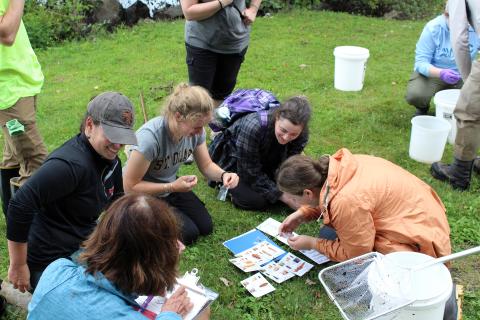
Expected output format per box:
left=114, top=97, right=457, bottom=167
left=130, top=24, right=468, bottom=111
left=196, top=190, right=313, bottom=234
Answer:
left=312, top=156, right=329, bottom=178
left=162, top=83, right=214, bottom=121
left=276, top=155, right=329, bottom=195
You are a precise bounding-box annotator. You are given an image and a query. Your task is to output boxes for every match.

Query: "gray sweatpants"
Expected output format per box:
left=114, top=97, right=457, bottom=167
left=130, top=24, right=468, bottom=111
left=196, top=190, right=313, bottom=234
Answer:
left=405, top=72, right=463, bottom=111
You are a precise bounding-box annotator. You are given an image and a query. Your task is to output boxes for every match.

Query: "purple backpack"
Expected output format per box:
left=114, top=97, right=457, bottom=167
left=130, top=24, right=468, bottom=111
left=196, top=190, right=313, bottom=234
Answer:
left=209, top=89, right=280, bottom=132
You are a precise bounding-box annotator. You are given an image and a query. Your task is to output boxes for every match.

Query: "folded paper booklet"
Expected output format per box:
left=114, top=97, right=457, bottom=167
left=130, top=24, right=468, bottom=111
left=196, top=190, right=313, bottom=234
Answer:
left=241, top=273, right=276, bottom=298
left=261, top=261, right=295, bottom=283
left=299, top=248, right=330, bottom=265
left=277, top=252, right=314, bottom=276
left=256, top=218, right=330, bottom=265
left=223, top=229, right=284, bottom=255
left=229, top=240, right=286, bottom=272
left=135, top=269, right=218, bottom=320
left=260, top=252, right=314, bottom=283
left=230, top=255, right=263, bottom=273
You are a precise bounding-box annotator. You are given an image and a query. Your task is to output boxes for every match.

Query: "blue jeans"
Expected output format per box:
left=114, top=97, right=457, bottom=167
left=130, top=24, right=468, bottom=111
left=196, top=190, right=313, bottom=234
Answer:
left=318, top=225, right=337, bottom=240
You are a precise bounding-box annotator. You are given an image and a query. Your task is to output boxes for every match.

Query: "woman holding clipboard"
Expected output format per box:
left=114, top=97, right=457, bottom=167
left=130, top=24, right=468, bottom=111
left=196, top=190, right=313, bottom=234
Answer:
left=28, top=194, right=210, bottom=320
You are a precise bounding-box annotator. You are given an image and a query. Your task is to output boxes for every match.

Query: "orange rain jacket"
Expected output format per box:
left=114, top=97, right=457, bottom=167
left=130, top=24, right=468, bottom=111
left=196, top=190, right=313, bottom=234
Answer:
left=300, top=148, right=452, bottom=262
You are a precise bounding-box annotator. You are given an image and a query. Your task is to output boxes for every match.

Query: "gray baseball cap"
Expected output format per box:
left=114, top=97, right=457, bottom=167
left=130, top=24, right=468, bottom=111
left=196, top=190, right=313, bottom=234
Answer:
left=87, top=92, right=137, bottom=145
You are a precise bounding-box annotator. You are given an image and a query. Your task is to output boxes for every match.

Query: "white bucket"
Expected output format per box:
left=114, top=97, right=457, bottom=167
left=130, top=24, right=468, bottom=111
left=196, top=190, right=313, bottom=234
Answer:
left=434, top=89, right=460, bottom=144
left=333, top=46, right=370, bottom=91
left=371, top=252, right=453, bottom=320
left=409, top=116, right=451, bottom=164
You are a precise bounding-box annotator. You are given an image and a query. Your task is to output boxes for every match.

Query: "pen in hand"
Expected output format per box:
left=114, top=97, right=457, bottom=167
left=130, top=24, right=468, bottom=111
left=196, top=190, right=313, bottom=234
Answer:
left=140, top=295, right=154, bottom=312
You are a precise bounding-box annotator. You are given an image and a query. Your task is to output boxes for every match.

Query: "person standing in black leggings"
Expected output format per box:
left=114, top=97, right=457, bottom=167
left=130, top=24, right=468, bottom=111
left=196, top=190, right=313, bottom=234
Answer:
left=180, top=0, right=262, bottom=107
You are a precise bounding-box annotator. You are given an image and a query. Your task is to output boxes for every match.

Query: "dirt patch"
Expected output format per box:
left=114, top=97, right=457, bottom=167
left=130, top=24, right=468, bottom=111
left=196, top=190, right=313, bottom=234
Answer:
left=450, top=254, right=480, bottom=293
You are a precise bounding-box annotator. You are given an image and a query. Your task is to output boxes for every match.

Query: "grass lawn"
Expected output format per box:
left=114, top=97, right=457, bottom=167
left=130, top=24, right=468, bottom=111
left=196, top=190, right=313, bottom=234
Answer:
left=1, top=10, right=479, bottom=320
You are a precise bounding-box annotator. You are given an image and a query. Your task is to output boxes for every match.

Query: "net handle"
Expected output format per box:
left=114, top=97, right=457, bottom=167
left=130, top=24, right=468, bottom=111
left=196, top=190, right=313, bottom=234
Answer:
left=413, top=245, right=480, bottom=271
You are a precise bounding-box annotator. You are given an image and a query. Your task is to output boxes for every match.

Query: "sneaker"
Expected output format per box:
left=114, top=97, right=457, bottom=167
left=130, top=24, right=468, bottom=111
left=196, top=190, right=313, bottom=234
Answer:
left=124, top=144, right=134, bottom=160
left=0, top=279, right=32, bottom=310
left=207, top=180, right=220, bottom=189
left=184, top=154, right=194, bottom=165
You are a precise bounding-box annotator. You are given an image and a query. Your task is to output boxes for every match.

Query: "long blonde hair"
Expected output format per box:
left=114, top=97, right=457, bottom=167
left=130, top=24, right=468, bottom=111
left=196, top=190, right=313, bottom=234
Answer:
left=162, top=83, right=214, bottom=121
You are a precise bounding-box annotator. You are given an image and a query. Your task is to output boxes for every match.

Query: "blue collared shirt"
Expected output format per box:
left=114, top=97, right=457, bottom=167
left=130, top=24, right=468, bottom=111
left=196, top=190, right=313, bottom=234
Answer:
left=414, top=15, right=479, bottom=77
left=28, top=258, right=181, bottom=320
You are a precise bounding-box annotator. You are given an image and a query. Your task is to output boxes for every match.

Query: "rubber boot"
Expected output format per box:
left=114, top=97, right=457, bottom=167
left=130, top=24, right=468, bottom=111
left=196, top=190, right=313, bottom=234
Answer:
left=431, top=158, right=474, bottom=191
left=473, top=156, right=480, bottom=175
left=0, top=168, right=20, bottom=221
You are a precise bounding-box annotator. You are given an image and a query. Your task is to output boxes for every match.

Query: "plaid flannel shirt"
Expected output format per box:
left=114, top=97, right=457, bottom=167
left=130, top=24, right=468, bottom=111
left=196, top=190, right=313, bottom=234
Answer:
left=209, top=110, right=308, bottom=203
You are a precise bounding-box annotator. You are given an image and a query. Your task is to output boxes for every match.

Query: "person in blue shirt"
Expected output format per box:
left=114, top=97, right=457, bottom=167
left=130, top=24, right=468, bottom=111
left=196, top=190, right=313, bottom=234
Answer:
left=28, top=193, right=210, bottom=320
left=405, top=12, right=479, bottom=116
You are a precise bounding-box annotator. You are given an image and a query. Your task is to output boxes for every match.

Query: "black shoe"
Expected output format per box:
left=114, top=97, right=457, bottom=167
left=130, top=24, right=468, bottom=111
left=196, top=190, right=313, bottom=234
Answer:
left=207, top=180, right=220, bottom=189
left=414, top=107, right=429, bottom=117
left=1, top=167, right=20, bottom=220
left=431, top=158, right=474, bottom=191
left=473, top=157, right=480, bottom=175
left=0, top=294, right=6, bottom=317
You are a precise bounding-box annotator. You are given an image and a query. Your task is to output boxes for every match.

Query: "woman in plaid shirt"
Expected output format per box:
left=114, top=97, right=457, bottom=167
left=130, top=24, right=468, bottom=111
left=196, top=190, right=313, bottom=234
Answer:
left=209, top=96, right=311, bottom=211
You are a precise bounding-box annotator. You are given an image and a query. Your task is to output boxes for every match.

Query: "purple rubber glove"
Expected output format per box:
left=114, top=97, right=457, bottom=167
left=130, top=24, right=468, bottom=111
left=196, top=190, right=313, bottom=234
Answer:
left=439, top=69, right=461, bottom=84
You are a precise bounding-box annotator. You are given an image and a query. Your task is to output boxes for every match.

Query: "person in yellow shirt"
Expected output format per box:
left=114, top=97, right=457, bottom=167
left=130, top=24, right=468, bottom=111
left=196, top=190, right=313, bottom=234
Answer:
left=0, top=0, right=47, bottom=219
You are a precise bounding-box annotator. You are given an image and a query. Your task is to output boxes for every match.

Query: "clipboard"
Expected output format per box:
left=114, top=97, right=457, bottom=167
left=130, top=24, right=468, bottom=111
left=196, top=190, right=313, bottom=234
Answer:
left=136, top=269, right=218, bottom=320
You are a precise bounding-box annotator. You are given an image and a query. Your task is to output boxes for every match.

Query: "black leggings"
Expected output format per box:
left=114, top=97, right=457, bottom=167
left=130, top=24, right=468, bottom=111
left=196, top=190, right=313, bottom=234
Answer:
left=185, top=43, right=247, bottom=100
left=29, top=269, right=44, bottom=292
left=229, top=180, right=269, bottom=211
left=164, top=191, right=213, bottom=245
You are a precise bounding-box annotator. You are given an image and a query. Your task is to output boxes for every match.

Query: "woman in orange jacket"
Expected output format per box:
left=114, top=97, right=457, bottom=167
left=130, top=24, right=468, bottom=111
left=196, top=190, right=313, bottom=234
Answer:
left=277, top=148, right=452, bottom=262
